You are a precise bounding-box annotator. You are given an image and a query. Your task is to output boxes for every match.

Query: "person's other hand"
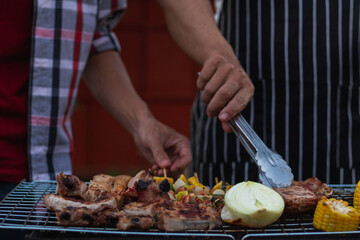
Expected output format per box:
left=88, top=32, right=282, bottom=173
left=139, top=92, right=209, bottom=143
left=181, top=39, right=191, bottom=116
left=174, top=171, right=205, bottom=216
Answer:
left=132, top=117, right=192, bottom=177
left=197, top=55, right=254, bottom=132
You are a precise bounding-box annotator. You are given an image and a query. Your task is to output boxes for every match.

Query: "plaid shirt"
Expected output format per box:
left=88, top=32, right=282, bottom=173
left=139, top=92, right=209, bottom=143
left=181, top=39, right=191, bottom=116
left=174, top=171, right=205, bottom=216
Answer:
left=28, top=0, right=126, bottom=181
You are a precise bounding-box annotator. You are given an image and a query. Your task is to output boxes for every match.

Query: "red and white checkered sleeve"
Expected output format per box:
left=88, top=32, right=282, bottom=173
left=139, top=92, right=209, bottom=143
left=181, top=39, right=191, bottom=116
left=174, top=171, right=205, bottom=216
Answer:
left=91, top=0, right=127, bottom=54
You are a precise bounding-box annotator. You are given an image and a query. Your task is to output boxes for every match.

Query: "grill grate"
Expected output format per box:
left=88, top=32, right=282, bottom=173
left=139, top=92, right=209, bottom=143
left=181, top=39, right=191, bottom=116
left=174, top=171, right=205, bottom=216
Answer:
left=0, top=181, right=359, bottom=240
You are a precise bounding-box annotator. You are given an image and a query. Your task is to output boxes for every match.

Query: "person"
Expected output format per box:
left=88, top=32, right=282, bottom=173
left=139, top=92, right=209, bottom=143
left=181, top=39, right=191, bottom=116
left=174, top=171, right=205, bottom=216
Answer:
left=157, top=0, right=360, bottom=185
left=0, top=0, right=192, bottom=200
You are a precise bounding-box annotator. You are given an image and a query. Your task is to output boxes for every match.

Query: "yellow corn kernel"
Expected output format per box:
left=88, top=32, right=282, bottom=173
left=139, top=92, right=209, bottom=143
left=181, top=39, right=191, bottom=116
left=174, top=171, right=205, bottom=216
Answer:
left=153, top=176, right=174, bottom=184
left=313, top=197, right=360, bottom=232
left=354, top=180, right=360, bottom=210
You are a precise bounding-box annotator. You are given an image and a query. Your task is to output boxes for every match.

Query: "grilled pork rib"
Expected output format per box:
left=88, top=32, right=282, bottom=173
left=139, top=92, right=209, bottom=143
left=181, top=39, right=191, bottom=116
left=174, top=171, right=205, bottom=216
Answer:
left=46, top=171, right=222, bottom=231
left=56, top=206, right=120, bottom=226
left=43, top=193, right=118, bottom=212
left=157, top=201, right=222, bottom=231
left=56, top=172, right=87, bottom=199
left=117, top=216, right=155, bottom=231
left=124, top=179, right=171, bottom=204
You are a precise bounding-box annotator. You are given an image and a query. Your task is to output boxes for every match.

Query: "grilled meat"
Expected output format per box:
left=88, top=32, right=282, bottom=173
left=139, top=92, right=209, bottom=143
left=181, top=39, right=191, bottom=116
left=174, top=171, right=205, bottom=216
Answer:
left=43, top=193, right=118, bottom=212
left=115, top=202, right=160, bottom=230
left=56, top=172, right=87, bottom=199
left=127, top=169, right=154, bottom=188
left=122, top=202, right=158, bottom=218
left=291, top=177, right=333, bottom=197
left=46, top=170, right=222, bottom=231
left=273, top=186, right=319, bottom=214
left=273, top=177, right=333, bottom=214
left=124, top=179, right=170, bottom=204
left=116, top=200, right=222, bottom=232
left=157, top=201, right=222, bottom=231
left=117, top=216, right=155, bottom=231
left=56, top=206, right=120, bottom=226
left=84, top=174, right=130, bottom=204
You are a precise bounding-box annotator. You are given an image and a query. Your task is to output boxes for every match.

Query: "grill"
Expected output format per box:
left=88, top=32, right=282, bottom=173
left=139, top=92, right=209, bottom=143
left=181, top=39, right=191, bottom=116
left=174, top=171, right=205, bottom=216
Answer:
left=1, top=181, right=360, bottom=240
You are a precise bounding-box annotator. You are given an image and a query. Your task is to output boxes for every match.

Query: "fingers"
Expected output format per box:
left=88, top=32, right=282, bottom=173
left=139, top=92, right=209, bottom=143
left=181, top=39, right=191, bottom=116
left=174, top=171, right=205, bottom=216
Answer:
left=197, top=55, right=254, bottom=121
left=197, top=55, right=225, bottom=90
left=169, top=147, right=192, bottom=175
left=148, top=141, right=171, bottom=169
left=200, top=64, right=233, bottom=106
left=218, top=82, right=254, bottom=121
left=221, top=121, right=233, bottom=133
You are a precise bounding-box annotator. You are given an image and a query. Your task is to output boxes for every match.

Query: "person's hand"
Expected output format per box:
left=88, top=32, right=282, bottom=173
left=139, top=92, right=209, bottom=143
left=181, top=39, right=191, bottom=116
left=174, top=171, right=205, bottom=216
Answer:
left=132, top=117, right=192, bottom=177
left=197, top=54, right=254, bottom=132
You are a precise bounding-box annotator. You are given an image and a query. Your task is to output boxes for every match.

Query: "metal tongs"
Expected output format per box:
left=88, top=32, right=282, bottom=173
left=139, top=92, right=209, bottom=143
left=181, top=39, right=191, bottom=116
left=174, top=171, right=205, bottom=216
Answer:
left=229, top=114, right=294, bottom=188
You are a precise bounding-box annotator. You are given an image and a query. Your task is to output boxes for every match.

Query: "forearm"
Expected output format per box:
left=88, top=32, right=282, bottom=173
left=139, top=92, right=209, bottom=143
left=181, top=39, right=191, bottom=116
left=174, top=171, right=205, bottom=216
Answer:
left=157, top=0, right=239, bottom=66
left=82, top=51, right=152, bottom=135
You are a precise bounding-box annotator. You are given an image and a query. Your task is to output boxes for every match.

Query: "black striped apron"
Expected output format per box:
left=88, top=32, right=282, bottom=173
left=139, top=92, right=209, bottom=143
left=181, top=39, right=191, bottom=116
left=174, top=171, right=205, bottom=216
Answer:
left=191, top=0, right=360, bottom=186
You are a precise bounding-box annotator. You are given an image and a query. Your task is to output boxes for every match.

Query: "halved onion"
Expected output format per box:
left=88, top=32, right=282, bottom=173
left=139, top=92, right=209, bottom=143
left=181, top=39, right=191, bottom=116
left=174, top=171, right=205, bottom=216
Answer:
left=221, top=181, right=284, bottom=228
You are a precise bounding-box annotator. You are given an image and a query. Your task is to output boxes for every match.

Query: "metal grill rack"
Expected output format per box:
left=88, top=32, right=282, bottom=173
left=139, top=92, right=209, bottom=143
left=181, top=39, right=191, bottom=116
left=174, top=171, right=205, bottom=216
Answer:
left=0, top=181, right=359, bottom=240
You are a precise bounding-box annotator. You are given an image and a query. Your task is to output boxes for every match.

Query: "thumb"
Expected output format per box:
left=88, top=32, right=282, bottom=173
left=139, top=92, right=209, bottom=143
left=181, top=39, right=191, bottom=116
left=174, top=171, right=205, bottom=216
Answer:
left=150, top=143, right=171, bottom=169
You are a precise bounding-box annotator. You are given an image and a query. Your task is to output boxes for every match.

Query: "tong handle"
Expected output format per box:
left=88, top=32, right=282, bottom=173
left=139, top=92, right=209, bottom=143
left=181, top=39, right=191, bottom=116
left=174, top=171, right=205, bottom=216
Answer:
left=229, top=114, right=258, bottom=159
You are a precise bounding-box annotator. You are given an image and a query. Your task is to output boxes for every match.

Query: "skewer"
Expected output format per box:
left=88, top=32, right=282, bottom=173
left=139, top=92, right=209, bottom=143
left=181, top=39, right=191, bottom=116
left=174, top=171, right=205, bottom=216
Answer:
left=215, top=177, right=219, bottom=185
left=164, top=168, right=167, bottom=178
left=194, top=172, right=199, bottom=182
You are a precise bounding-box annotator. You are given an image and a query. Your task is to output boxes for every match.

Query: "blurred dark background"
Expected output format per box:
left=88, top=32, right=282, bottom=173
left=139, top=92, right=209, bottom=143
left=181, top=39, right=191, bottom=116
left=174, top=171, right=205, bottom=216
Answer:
left=71, top=0, right=200, bottom=179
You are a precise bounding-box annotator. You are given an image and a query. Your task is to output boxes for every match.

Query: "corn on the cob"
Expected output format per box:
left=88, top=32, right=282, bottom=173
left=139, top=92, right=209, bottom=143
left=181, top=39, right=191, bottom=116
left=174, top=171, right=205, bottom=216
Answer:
left=354, top=180, right=360, bottom=210
left=313, top=197, right=360, bottom=232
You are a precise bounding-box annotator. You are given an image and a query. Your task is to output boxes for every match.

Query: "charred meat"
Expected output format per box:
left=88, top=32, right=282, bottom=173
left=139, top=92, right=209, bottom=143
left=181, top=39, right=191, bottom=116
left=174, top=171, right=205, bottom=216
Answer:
left=56, top=206, right=120, bottom=226
left=43, top=193, right=118, bottom=212
left=56, top=172, right=87, bottom=199
left=124, top=179, right=170, bottom=204
left=273, top=177, right=333, bottom=214
left=157, top=201, right=222, bottom=231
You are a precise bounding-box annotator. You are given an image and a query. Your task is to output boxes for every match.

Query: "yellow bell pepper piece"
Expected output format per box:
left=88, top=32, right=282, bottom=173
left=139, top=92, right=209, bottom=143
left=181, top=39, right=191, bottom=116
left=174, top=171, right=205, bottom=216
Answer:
left=211, top=181, right=223, bottom=193
left=225, top=183, right=232, bottom=192
left=187, top=176, right=205, bottom=188
left=180, top=174, right=188, bottom=184
left=153, top=176, right=174, bottom=184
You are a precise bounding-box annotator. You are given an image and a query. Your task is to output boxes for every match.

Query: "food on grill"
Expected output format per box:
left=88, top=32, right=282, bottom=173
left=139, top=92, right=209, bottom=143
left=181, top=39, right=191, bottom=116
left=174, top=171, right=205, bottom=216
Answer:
left=273, top=177, right=333, bottom=214
left=55, top=172, right=87, bottom=199
left=116, top=199, right=222, bottom=231
left=116, top=201, right=159, bottom=230
left=43, top=193, right=118, bottom=212
left=127, top=169, right=153, bottom=188
left=153, top=176, right=174, bottom=184
left=221, top=181, right=284, bottom=228
left=84, top=174, right=130, bottom=207
left=354, top=180, right=360, bottom=210
left=273, top=186, right=319, bottom=214
left=313, top=197, right=360, bottom=232
left=157, top=201, right=222, bottom=231
left=124, top=178, right=171, bottom=204
left=291, top=177, right=333, bottom=197
left=118, top=171, right=222, bottom=231
left=43, top=170, right=222, bottom=231
left=117, top=215, right=155, bottom=230
left=44, top=172, right=131, bottom=228
left=56, top=206, right=120, bottom=226
left=55, top=172, right=130, bottom=203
